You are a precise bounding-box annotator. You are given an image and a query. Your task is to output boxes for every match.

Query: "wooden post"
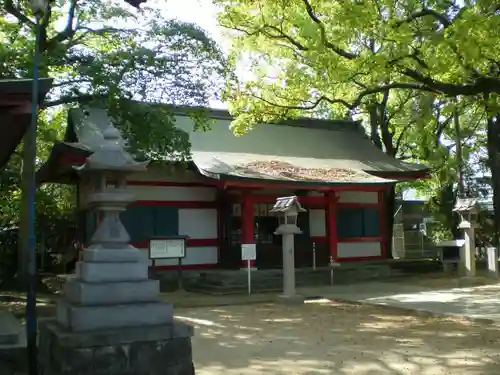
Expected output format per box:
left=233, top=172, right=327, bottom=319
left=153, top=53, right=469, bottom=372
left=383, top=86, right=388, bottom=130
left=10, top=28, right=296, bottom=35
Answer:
left=378, top=190, right=387, bottom=258
left=325, top=191, right=338, bottom=262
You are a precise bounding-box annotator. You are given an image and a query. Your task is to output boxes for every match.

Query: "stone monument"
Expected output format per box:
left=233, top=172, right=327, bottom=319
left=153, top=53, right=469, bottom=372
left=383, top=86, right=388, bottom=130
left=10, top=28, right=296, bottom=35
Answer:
left=453, top=198, right=480, bottom=280
left=38, top=110, right=195, bottom=375
left=270, top=196, right=306, bottom=304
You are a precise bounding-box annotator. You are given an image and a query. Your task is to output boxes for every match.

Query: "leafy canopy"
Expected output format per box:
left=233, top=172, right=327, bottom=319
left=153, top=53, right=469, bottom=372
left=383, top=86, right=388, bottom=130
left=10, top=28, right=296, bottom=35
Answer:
left=0, top=0, right=228, bottom=271
left=2, top=0, right=227, bottom=158
left=216, top=0, right=500, bottom=133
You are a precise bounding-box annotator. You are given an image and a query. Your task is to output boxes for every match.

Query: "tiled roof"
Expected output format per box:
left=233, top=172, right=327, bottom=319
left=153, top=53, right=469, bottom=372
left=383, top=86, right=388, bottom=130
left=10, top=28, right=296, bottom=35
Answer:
left=170, top=109, right=427, bottom=185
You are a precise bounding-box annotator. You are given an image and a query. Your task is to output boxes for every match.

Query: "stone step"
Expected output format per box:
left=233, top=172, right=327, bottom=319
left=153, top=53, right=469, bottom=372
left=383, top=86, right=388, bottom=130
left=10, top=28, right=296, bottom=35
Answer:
left=0, top=309, right=21, bottom=346
left=185, top=263, right=439, bottom=295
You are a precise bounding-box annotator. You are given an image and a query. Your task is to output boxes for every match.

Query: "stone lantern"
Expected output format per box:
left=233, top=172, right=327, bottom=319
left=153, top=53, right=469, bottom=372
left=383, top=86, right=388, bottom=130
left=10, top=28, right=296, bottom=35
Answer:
left=453, top=198, right=480, bottom=279
left=270, top=196, right=306, bottom=303
left=39, top=110, right=195, bottom=375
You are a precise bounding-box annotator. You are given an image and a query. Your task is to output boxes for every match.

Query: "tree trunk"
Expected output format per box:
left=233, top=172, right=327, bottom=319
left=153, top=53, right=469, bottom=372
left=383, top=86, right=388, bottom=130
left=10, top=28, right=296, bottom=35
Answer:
left=384, top=186, right=396, bottom=259
left=486, top=113, right=500, bottom=248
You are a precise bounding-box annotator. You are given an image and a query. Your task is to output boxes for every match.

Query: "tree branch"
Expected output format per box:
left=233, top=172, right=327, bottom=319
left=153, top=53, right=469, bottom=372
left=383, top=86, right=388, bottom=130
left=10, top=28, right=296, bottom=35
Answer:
left=401, top=68, right=500, bottom=96
left=44, top=0, right=78, bottom=51
left=248, top=82, right=438, bottom=116
left=350, top=82, right=438, bottom=108
left=395, top=122, right=414, bottom=153
left=395, top=8, right=451, bottom=28
left=220, top=23, right=309, bottom=52
left=4, top=0, right=34, bottom=27
left=387, top=91, right=413, bottom=123
left=249, top=93, right=352, bottom=111
left=301, top=0, right=358, bottom=59
left=42, top=93, right=108, bottom=108
left=70, top=26, right=137, bottom=47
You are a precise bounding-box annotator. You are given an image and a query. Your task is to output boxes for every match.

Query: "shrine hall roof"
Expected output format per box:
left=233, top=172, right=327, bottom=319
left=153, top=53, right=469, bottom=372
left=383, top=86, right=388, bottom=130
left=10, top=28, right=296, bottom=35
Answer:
left=38, top=105, right=428, bottom=186
left=168, top=107, right=428, bottom=186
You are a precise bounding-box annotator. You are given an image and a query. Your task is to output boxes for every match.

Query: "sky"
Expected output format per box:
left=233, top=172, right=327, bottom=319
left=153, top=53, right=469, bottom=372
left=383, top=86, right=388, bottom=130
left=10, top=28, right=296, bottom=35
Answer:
left=151, top=0, right=226, bottom=48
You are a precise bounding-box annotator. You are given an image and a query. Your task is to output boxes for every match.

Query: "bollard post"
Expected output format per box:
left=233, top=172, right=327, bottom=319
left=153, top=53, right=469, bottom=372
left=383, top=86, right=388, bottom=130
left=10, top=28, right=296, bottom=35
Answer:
left=312, top=242, right=316, bottom=271
left=329, top=256, right=334, bottom=286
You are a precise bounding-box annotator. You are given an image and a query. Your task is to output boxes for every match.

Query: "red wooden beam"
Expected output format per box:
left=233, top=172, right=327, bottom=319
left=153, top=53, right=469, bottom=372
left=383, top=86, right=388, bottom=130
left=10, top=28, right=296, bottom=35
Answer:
left=223, top=180, right=392, bottom=192
left=378, top=191, right=387, bottom=258
left=129, top=200, right=218, bottom=209
left=325, top=191, right=338, bottom=262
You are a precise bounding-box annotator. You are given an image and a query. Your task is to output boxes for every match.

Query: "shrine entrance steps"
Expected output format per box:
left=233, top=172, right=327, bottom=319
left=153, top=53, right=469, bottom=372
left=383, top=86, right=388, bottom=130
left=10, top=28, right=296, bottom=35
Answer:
left=178, top=260, right=442, bottom=295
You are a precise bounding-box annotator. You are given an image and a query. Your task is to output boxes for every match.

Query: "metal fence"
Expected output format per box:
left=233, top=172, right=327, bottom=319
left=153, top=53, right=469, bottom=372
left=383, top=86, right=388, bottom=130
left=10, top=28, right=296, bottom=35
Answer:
left=392, top=224, right=439, bottom=259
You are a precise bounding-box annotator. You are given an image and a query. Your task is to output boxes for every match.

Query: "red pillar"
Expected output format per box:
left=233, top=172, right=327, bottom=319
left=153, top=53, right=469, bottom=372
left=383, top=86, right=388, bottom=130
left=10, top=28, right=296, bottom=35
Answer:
left=325, top=191, right=338, bottom=262
left=241, top=193, right=256, bottom=268
left=378, top=190, right=387, bottom=258
left=216, top=189, right=225, bottom=266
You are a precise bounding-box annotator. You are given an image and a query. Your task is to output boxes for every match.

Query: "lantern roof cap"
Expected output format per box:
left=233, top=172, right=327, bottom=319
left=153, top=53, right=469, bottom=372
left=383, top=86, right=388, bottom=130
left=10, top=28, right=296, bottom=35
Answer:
left=270, top=196, right=306, bottom=214
left=453, top=197, right=481, bottom=213
left=73, top=110, right=148, bottom=173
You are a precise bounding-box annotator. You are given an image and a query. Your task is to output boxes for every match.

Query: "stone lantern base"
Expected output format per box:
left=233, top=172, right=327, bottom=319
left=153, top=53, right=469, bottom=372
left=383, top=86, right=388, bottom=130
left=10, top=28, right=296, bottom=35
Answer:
left=39, top=319, right=195, bottom=375
left=37, top=246, right=195, bottom=375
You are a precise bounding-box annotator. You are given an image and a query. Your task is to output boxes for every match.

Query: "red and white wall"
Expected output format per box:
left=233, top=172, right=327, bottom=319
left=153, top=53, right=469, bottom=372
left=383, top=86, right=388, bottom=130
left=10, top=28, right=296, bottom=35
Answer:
left=308, top=191, right=384, bottom=261
left=79, top=167, right=220, bottom=270
left=79, top=165, right=387, bottom=269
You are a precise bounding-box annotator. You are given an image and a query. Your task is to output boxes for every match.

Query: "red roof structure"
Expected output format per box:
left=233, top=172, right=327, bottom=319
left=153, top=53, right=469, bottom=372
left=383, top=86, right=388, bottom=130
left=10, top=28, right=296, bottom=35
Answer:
left=0, top=78, right=52, bottom=170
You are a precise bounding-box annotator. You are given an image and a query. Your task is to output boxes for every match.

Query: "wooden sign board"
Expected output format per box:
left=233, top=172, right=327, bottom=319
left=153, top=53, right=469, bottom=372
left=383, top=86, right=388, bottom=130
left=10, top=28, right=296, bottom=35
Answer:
left=149, top=238, right=186, bottom=259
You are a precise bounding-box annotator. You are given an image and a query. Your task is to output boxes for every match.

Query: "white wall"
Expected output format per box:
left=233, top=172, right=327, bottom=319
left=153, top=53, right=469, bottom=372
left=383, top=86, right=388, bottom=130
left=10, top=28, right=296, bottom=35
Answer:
left=309, top=209, right=326, bottom=237
left=128, top=166, right=207, bottom=183
left=178, top=209, right=217, bottom=239
left=128, top=185, right=216, bottom=202
left=78, top=167, right=217, bottom=207
left=337, top=191, right=378, bottom=204
left=337, top=242, right=381, bottom=258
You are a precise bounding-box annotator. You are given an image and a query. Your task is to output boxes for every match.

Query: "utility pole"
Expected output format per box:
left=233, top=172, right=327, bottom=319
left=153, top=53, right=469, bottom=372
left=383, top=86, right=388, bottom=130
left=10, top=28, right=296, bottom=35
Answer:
left=454, top=97, right=464, bottom=198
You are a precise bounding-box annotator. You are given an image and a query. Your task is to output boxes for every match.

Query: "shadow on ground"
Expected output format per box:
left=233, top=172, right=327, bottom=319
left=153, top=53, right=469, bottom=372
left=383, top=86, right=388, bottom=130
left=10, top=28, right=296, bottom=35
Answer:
left=177, top=300, right=500, bottom=375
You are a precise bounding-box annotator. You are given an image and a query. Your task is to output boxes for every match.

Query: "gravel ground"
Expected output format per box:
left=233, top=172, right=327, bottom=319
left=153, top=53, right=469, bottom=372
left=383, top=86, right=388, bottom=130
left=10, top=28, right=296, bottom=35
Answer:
left=177, top=300, right=500, bottom=375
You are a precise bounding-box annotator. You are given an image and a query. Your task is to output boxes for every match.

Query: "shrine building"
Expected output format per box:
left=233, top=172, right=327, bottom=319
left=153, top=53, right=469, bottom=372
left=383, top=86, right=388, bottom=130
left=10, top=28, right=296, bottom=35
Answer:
left=38, top=106, right=428, bottom=270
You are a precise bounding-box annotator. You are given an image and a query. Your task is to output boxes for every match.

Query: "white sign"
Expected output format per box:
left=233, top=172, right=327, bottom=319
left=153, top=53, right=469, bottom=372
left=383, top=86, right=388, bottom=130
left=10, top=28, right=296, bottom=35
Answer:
left=149, top=238, right=186, bottom=259
left=241, top=243, right=257, bottom=261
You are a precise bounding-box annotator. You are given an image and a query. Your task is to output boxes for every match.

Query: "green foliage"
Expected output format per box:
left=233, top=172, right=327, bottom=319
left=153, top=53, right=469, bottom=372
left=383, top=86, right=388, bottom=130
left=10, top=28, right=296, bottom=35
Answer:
left=0, top=0, right=227, bottom=274
left=216, top=0, right=500, bottom=237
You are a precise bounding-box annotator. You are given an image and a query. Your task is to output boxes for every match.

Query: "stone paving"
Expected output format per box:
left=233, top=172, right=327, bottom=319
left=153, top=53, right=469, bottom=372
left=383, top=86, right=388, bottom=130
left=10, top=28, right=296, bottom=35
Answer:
left=163, top=279, right=500, bottom=324
left=319, top=281, right=500, bottom=323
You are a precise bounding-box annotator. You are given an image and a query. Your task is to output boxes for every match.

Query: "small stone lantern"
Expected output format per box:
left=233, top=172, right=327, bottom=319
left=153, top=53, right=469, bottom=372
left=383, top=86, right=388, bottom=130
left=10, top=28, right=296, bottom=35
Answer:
left=453, top=198, right=480, bottom=230
left=453, top=198, right=480, bottom=279
left=270, top=196, right=306, bottom=303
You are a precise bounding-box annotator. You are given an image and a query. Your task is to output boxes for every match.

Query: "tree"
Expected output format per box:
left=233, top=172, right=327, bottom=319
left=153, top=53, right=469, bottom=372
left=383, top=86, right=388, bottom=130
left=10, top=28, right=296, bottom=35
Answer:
left=216, top=0, right=500, bottom=245
left=0, top=0, right=227, bottom=281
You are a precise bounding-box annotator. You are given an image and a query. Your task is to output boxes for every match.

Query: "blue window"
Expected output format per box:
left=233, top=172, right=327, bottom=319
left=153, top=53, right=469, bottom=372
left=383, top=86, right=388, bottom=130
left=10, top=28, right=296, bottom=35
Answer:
left=121, top=206, right=156, bottom=242
left=337, top=207, right=380, bottom=239
left=153, top=206, right=178, bottom=237
left=84, top=210, right=97, bottom=243
left=120, top=206, right=179, bottom=243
